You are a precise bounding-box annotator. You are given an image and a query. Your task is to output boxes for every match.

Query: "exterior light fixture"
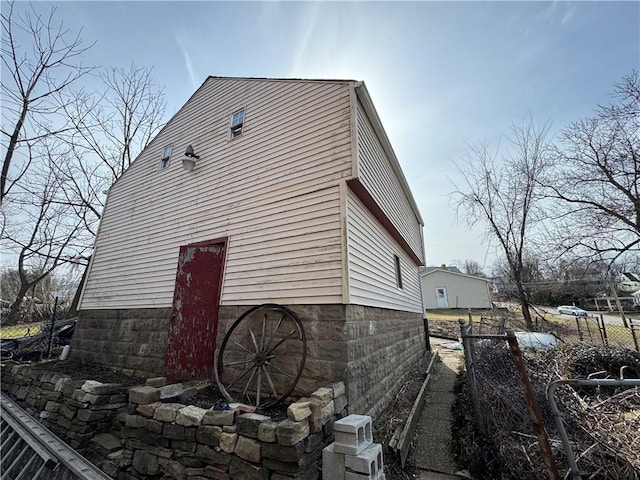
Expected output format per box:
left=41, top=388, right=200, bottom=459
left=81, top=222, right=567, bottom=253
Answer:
left=183, top=145, right=200, bottom=172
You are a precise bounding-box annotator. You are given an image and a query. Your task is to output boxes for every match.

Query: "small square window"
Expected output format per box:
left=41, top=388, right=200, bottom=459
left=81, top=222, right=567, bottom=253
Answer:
left=230, top=109, right=245, bottom=138
left=394, top=254, right=403, bottom=289
left=160, top=145, right=172, bottom=169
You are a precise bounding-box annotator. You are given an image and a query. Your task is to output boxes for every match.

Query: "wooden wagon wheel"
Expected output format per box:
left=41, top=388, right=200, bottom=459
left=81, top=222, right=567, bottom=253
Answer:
left=214, top=304, right=306, bottom=408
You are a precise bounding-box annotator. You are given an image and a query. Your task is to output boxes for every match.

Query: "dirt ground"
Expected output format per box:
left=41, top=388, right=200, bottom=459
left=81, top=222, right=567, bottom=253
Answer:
left=374, top=351, right=434, bottom=479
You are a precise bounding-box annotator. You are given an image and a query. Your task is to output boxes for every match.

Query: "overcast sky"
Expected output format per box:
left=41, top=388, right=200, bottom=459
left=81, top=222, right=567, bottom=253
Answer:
left=13, top=1, right=640, bottom=271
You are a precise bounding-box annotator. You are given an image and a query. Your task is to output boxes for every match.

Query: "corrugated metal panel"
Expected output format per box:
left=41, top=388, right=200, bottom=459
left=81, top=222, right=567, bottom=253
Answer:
left=421, top=270, right=491, bottom=309
left=1, top=394, right=113, bottom=480
left=346, top=192, right=422, bottom=313
left=356, top=102, right=424, bottom=263
left=80, top=79, right=351, bottom=309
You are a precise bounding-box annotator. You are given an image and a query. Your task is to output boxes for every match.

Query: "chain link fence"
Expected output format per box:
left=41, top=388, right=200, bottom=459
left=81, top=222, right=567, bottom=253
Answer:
left=457, top=320, right=640, bottom=480
left=0, top=300, right=75, bottom=361
left=428, top=308, right=640, bottom=352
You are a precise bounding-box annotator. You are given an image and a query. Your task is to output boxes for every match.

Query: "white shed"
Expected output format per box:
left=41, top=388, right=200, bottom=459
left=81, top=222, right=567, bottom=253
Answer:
left=421, top=267, right=492, bottom=309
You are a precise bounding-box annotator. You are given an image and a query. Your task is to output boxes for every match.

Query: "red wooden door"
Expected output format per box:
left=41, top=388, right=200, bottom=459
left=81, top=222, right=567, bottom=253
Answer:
left=164, top=241, right=226, bottom=380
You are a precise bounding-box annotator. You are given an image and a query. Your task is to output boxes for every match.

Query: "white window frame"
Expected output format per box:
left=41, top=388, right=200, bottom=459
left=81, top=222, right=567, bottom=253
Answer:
left=160, top=145, right=173, bottom=169
left=230, top=108, right=245, bottom=139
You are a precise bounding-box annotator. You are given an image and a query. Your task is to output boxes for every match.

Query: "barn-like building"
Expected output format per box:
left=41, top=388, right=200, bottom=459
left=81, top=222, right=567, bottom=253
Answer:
left=72, top=77, right=425, bottom=416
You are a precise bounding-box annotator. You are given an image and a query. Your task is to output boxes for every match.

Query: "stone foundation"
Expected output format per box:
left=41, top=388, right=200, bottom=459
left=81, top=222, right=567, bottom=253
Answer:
left=72, top=304, right=425, bottom=416
left=72, top=308, right=172, bottom=378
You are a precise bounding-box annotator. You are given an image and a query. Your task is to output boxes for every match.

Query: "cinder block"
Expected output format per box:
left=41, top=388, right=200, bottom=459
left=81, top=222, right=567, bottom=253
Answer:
left=322, top=443, right=345, bottom=480
left=333, top=415, right=372, bottom=456
left=345, top=443, right=383, bottom=478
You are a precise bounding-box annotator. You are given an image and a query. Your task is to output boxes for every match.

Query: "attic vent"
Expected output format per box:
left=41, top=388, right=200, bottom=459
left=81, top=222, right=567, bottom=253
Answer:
left=230, top=109, right=245, bottom=138
left=160, top=145, right=172, bottom=169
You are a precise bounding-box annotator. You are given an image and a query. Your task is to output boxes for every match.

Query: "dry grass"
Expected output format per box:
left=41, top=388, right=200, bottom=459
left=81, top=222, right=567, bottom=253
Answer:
left=0, top=322, right=42, bottom=339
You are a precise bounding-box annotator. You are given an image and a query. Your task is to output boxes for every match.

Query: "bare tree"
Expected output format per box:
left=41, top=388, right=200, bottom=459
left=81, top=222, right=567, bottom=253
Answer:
left=55, top=64, right=167, bottom=236
left=453, top=120, right=553, bottom=330
left=3, top=141, right=92, bottom=324
left=545, top=71, right=640, bottom=265
left=466, top=259, right=484, bottom=277
left=64, top=64, right=166, bottom=178
left=1, top=1, right=166, bottom=321
left=1, top=1, right=94, bottom=205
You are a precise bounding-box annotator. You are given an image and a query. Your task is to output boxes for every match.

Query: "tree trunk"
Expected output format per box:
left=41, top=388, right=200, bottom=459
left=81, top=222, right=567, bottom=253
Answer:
left=516, top=284, right=534, bottom=331
left=4, top=284, right=31, bottom=326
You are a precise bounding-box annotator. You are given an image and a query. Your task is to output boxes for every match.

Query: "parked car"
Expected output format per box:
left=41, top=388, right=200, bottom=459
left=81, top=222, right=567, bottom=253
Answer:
left=557, top=305, right=588, bottom=317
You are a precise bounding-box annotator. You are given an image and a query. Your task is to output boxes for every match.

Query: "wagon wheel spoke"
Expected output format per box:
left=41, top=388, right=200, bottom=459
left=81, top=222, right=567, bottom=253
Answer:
left=232, top=340, right=256, bottom=356
left=264, top=362, right=297, bottom=379
left=215, top=304, right=306, bottom=407
left=249, top=328, right=260, bottom=353
left=265, top=329, right=299, bottom=356
left=261, top=314, right=267, bottom=351
left=225, top=359, right=256, bottom=367
left=226, top=364, right=256, bottom=391
left=242, top=366, right=258, bottom=398
left=256, top=366, right=262, bottom=406
left=265, top=314, right=285, bottom=352
left=262, top=365, right=278, bottom=398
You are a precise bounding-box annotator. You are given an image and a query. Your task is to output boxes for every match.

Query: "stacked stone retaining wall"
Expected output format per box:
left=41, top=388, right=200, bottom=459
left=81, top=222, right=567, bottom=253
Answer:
left=0, top=364, right=128, bottom=450
left=0, top=363, right=349, bottom=479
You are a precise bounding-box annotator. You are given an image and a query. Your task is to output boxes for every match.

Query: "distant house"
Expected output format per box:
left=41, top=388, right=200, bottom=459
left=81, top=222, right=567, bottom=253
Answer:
left=72, top=77, right=425, bottom=416
left=421, top=266, right=492, bottom=309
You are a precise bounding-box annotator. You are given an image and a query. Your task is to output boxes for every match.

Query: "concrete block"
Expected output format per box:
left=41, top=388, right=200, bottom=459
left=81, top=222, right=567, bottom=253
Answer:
left=146, top=376, right=167, bottom=388
left=277, top=418, right=310, bottom=446
left=203, top=409, right=236, bottom=426
left=287, top=401, right=312, bottom=421
left=160, top=383, right=184, bottom=400
left=219, top=432, right=238, bottom=453
left=334, top=415, right=372, bottom=456
left=175, top=405, right=207, bottom=427
left=129, top=385, right=160, bottom=405
left=136, top=401, right=162, bottom=418
left=235, top=436, right=261, bottom=463
left=311, top=387, right=333, bottom=406
left=344, top=443, right=383, bottom=477
left=257, top=420, right=278, bottom=443
left=332, top=381, right=346, bottom=398
left=196, top=425, right=222, bottom=446
left=154, top=403, right=184, bottom=422
left=323, top=443, right=345, bottom=480
left=237, top=413, right=270, bottom=439
left=334, top=395, right=348, bottom=414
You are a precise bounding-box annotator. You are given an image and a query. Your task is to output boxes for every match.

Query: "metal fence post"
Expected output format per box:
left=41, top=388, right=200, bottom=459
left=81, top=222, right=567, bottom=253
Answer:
left=575, top=317, right=583, bottom=341
left=630, top=319, right=639, bottom=352
left=459, top=319, right=484, bottom=432
left=598, top=315, right=609, bottom=347
left=506, top=331, right=561, bottom=480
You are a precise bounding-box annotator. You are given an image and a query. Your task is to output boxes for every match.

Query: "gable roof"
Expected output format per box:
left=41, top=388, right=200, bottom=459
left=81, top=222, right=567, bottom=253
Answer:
left=420, top=267, right=492, bottom=283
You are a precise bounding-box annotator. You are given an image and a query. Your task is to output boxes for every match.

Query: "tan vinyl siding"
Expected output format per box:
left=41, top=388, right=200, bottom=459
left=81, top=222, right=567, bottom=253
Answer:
left=421, top=270, right=492, bottom=309
left=346, top=192, right=422, bottom=313
left=80, top=79, right=351, bottom=309
left=356, top=102, right=424, bottom=263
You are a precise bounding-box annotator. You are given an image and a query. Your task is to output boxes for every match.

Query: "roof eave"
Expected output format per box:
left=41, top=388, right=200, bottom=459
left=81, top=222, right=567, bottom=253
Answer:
left=354, top=82, right=424, bottom=226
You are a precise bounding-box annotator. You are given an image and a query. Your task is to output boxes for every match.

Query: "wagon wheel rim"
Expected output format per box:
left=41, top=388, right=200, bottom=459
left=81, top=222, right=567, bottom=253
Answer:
left=214, top=304, right=306, bottom=408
